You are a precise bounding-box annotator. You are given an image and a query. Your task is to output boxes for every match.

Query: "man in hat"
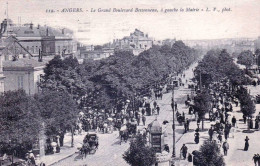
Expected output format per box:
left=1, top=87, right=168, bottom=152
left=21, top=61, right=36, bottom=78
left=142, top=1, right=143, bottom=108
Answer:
left=222, top=140, right=229, bottom=156
left=142, top=115, right=146, bottom=126
left=180, top=144, right=188, bottom=159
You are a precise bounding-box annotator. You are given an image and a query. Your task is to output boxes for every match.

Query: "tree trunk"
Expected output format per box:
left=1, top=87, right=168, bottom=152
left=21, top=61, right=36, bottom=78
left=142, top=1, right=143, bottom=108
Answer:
left=71, top=127, right=74, bottom=147
left=202, top=118, right=204, bottom=130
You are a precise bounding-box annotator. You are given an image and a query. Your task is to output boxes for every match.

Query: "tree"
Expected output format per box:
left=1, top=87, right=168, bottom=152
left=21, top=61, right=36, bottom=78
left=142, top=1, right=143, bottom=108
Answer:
left=195, top=141, right=225, bottom=166
left=237, top=50, right=254, bottom=69
left=35, top=90, right=79, bottom=147
left=123, top=134, right=156, bottom=166
left=194, top=88, right=212, bottom=130
left=39, top=55, right=87, bottom=101
left=235, top=86, right=255, bottom=128
left=0, top=90, right=42, bottom=158
left=195, top=49, right=250, bottom=88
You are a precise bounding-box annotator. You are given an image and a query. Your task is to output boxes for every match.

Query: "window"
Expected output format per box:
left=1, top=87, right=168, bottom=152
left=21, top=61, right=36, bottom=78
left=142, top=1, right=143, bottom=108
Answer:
left=32, top=46, right=34, bottom=53
left=26, top=46, right=29, bottom=51
left=18, top=76, right=24, bottom=89
left=36, top=46, right=38, bottom=53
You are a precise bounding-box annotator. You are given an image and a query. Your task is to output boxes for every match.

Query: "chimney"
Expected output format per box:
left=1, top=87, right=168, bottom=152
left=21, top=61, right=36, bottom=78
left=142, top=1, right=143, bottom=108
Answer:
left=62, top=28, right=64, bottom=34
left=37, top=24, right=40, bottom=29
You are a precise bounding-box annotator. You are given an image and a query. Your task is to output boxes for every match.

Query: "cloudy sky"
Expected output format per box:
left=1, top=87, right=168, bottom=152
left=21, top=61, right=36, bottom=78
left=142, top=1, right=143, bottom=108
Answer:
left=0, top=0, right=260, bottom=44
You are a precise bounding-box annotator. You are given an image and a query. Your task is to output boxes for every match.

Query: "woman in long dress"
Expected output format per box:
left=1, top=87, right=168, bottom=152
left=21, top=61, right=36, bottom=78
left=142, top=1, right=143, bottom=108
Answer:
left=244, top=136, right=249, bottom=151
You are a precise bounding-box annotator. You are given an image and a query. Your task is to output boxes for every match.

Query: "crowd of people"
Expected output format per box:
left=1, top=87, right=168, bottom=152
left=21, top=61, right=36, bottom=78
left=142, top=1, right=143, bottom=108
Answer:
left=176, top=78, right=260, bottom=165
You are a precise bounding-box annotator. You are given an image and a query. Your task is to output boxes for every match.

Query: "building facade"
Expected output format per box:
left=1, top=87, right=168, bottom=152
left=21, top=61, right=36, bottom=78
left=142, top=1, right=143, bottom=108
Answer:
left=3, top=58, right=46, bottom=95
left=111, top=29, right=153, bottom=55
left=0, top=19, right=77, bottom=57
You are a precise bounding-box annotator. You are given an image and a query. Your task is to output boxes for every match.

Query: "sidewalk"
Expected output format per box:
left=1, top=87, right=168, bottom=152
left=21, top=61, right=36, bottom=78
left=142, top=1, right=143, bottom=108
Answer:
left=42, top=133, right=86, bottom=166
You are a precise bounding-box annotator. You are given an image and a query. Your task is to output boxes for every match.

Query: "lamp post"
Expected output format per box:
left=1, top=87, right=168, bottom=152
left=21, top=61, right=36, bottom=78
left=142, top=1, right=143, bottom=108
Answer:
left=171, top=83, right=176, bottom=165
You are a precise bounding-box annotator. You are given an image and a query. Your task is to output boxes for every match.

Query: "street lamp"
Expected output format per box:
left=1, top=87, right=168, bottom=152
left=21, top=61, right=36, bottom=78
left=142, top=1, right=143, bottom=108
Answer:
left=171, top=83, right=176, bottom=165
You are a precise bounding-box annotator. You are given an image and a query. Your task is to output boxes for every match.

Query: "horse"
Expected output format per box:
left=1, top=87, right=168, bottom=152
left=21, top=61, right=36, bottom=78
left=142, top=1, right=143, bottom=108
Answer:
left=80, top=143, right=90, bottom=159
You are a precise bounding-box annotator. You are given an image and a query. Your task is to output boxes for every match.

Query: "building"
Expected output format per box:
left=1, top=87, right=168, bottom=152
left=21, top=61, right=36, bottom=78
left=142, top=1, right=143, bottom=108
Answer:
left=0, top=19, right=77, bottom=57
left=255, top=36, right=260, bottom=50
left=3, top=58, right=46, bottom=95
left=78, top=48, right=114, bottom=60
left=111, top=29, right=153, bottom=55
left=162, top=39, right=176, bottom=47
left=0, top=35, right=35, bottom=93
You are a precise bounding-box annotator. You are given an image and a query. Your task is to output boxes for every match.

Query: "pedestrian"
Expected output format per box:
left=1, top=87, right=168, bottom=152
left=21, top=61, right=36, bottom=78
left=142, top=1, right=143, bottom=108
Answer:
left=243, top=114, right=247, bottom=124
left=222, top=140, right=229, bottom=156
left=188, top=153, right=192, bottom=163
left=255, top=119, right=259, bottom=129
left=194, top=129, right=200, bottom=144
left=180, top=144, right=188, bottom=159
left=136, top=115, right=140, bottom=126
left=153, top=101, right=157, bottom=109
left=28, top=150, right=36, bottom=165
left=141, top=108, right=145, bottom=116
left=184, top=122, right=187, bottom=133
left=218, top=133, right=223, bottom=143
left=232, top=116, right=236, bottom=127
left=244, top=136, right=249, bottom=151
left=186, top=118, right=190, bottom=131
left=208, top=127, right=214, bottom=141
left=142, top=116, right=146, bottom=126
left=224, top=128, right=229, bottom=140
left=249, top=118, right=254, bottom=129
left=252, top=154, right=259, bottom=166
left=156, top=105, right=160, bottom=115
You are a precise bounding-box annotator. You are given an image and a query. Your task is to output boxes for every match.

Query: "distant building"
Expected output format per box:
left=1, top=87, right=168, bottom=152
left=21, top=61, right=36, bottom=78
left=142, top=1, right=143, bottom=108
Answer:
left=255, top=36, right=260, bottom=50
left=111, top=29, right=153, bottom=55
left=162, top=39, right=176, bottom=47
left=78, top=48, right=114, bottom=60
left=3, top=58, right=46, bottom=95
left=0, top=19, right=77, bottom=57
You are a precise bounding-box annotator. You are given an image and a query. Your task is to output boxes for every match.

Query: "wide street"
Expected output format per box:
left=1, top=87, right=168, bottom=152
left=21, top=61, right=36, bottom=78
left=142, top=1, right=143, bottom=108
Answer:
left=51, top=61, right=260, bottom=166
left=52, top=63, right=198, bottom=166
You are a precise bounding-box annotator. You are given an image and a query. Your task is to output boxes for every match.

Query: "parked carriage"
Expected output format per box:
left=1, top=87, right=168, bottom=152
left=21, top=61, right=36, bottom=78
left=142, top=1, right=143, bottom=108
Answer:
left=79, top=132, right=99, bottom=155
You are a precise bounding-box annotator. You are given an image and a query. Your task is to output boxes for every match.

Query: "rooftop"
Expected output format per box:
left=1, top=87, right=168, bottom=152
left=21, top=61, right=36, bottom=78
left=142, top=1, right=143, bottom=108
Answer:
left=3, top=58, right=47, bottom=69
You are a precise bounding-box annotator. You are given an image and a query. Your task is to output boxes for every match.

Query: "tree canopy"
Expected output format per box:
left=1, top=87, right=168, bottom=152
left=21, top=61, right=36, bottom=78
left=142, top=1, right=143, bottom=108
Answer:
left=194, top=49, right=250, bottom=87
left=237, top=50, right=255, bottom=68
left=40, top=42, right=200, bottom=112
left=35, top=90, right=79, bottom=136
left=196, top=141, right=225, bottom=166
left=0, top=90, right=42, bottom=146
left=123, top=134, right=156, bottom=166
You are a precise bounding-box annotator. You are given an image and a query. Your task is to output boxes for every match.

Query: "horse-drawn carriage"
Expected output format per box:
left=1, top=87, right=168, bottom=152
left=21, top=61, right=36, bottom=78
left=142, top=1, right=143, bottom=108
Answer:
left=79, top=132, right=99, bottom=157
left=119, top=121, right=137, bottom=145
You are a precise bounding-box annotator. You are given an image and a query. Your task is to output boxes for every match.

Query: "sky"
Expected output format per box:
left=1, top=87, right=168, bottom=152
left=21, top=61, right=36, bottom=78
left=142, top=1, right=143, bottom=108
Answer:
left=0, top=0, right=260, bottom=45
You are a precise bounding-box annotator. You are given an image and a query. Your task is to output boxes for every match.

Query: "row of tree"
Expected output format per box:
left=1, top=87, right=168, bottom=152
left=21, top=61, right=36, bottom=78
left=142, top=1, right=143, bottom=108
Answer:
left=237, top=49, right=260, bottom=68
left=39, top=41, right=200, bottom=112
left=0, top=90, right=79, bottom=156
left=194, top=49, right=251, bottom=88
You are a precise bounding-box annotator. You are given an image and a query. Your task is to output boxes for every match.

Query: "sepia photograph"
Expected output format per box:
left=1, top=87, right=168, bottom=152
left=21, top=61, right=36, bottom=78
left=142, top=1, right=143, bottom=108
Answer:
left=0, top=0, right=260, bottom=165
